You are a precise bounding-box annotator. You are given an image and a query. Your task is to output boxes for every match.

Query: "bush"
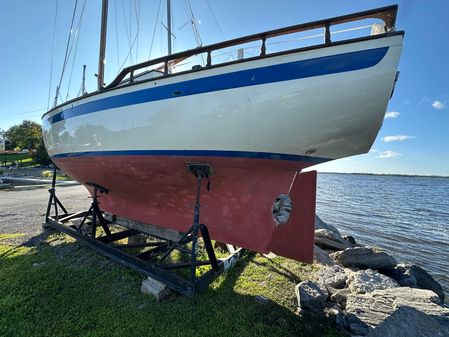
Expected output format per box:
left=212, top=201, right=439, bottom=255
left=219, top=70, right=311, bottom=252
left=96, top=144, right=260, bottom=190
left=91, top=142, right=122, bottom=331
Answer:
left=41, top=170, right=53, bottom=179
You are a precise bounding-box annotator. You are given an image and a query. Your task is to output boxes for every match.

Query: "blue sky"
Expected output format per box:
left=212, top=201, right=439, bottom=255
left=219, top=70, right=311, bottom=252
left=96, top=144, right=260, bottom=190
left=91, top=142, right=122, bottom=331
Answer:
left=0, top=0, right=448, bottom=176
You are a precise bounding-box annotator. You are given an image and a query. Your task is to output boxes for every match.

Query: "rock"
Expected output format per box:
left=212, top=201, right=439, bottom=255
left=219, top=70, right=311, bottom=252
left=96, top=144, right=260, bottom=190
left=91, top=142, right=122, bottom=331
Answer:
left=334, top=311, right=348, bottom=330
left=347, top=320, right=370, bottom=336
left=141, top=277, right=170, bottom=301
left=347, top=269, right=399, bottom=294
left=313, top=245, right=336, bottom=266
left=315, top=215, right=340, bottom=235
left=315, top=229, right=353, bottom=251
left=323, top=302, right=343, bottom=317
left=325, top=285, right=338, bottom=295
left=330, top=247, right=397, bottom=270
left=383, top=264, right=445, bottom=302
left=366, top=306, right=449, bottom=337
left=314, top=265, right=347, bottom=289
left=295, top=280, right=328, bottom=313
left=410, top=265, right=445, bottom=303
left=343, top=235, right=356, bottom=245
left=330, top=288, right=351, bottom=309
left=383, top=264, right=417, bottom=287
left=346, top=287, right=449, bottom=331
left=315, top=236, right=351, bottom=251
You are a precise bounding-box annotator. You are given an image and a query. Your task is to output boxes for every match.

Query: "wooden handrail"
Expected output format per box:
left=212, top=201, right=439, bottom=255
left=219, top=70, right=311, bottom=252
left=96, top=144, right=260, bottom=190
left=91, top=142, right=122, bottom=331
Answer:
left=106, top=5, right=398, bottom=89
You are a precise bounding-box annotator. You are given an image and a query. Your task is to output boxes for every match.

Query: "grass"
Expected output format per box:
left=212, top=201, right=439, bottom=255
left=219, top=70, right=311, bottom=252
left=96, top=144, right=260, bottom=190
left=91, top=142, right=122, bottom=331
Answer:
left=0, top=232, right=345, bottom=337
left=0, top=153, right=30, bottom=162
left=0, top=153, right=33, bottom=167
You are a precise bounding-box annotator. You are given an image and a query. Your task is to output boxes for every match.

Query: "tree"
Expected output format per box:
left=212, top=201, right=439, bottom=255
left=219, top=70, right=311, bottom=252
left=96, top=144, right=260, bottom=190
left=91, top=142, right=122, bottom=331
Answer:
left=4, top=120, right=42, bottom=150
left=33, top=138, right=52, bottom=166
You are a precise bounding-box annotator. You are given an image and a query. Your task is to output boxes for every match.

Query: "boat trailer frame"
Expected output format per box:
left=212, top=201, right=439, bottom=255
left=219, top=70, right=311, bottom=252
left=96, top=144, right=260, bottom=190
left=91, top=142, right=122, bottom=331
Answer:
left=44, top=166, right=245, bottom=297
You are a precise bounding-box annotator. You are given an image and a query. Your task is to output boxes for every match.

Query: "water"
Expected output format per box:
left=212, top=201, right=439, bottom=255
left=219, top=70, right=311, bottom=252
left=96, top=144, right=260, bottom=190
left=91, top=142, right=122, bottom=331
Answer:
left=316, top=173, right=449, bottom=300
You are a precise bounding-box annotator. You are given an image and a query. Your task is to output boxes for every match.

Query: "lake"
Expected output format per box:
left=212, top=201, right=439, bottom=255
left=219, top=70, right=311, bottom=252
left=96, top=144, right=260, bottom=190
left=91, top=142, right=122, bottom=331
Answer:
left=316, top=173, right=449, bottom=300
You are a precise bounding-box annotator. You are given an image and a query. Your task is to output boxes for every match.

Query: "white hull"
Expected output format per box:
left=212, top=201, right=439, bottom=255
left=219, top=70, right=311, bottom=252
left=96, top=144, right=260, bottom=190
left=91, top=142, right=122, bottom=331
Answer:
left=43, top=35, right=402, bottom=163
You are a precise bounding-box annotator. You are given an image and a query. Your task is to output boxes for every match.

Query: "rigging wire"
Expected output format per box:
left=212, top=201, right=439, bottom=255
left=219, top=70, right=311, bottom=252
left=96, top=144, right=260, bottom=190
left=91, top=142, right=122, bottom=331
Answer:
left=133, top=0, right=141, bottom=62
left=0, top=108, right=46, bottom=120
left=129, top=0, right=132, bottom=64
left=65, top=0, right=87, bottom=101
left=121, top=0, right=133, bottom=66
left=114, top=0, right=120, bottom=69
left=148, top=0, right=162, bottom=60
left=181, top=0, right=204, bottom=65
left=46, top=0, right=59, bottom=111
left=118, top=25, right=140, bottom=71
left=55, top=0, right=79, bottom=106
left=184, top=0, right=202, bottom=47
left=204, top=0, right=225, bottom=41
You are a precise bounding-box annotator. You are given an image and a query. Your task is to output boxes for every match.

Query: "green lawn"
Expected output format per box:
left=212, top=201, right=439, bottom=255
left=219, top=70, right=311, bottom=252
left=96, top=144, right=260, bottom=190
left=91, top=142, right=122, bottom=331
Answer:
left=0, top=233, right=345, bottom=337
left=0, top=153, right=35, bottom=167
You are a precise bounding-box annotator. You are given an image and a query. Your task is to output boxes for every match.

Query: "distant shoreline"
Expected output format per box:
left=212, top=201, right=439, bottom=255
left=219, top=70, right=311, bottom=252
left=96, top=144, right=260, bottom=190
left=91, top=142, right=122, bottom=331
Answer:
left=318, top=172, right=449, bottom=179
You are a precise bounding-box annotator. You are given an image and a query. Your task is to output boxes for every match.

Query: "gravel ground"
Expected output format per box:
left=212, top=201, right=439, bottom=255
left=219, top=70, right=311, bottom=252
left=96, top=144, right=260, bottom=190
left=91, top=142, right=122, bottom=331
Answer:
left=0, top=185, right=90, bottom=245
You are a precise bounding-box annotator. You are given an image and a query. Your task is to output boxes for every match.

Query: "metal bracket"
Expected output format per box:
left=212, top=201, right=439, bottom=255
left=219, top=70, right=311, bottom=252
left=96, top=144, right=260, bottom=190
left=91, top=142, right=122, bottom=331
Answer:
left=44, top=166, right=244, bottom=297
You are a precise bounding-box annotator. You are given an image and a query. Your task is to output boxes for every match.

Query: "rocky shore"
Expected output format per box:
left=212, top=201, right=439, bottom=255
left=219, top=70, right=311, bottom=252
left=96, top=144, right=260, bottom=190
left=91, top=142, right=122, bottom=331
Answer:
left=297, top=215, right=449, bottom=336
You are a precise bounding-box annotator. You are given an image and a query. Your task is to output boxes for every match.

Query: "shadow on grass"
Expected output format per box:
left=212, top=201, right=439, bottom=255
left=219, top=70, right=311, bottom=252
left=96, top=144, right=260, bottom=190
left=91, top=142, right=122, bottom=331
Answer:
left=0, top=231, right=345, bottom=337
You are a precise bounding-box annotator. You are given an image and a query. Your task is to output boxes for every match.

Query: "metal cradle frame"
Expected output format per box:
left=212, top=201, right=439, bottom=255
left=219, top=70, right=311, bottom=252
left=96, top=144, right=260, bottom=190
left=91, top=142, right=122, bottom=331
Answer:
left=44, top=166, right=245, bottom=297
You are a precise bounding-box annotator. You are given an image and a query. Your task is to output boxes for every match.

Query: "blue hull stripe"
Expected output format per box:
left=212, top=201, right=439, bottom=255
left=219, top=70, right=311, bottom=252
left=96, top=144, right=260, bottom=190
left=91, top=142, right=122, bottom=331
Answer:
left=51, top=149, right=331, bottom=164
left=47, top=47, right=388, bottom=124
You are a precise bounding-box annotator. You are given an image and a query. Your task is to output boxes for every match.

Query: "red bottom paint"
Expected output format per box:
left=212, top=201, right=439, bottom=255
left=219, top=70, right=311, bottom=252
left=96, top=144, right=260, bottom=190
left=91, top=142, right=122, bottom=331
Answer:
left=55, top=155, right=316, bottom=262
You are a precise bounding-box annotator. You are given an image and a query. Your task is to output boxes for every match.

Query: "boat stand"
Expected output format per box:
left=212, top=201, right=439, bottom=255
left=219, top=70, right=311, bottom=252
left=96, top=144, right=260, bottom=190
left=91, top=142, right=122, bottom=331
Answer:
left=44, top=165, right=245, bottom=297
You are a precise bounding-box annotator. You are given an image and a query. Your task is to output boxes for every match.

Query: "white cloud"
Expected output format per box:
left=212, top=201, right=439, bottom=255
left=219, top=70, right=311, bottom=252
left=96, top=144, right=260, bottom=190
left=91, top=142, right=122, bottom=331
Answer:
left=377, top=151, right=401, bottom=159
left=381, top=135, right=416, bottom=142
left=432, top=100, right=445, bottom=110
left=384, top=111, right=400, bottom=119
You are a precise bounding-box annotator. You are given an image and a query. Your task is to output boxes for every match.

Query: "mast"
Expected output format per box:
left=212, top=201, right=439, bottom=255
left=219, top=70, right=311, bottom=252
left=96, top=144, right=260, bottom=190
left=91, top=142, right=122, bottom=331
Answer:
left=97, top=0, right=108, bottom=91
left=167, top=0, right=172, bottom=55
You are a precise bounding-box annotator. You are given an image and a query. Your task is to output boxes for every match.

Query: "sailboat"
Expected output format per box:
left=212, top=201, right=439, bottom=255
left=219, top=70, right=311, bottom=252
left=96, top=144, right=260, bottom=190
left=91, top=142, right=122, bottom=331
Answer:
left=42, top=2, right=403, bottom=262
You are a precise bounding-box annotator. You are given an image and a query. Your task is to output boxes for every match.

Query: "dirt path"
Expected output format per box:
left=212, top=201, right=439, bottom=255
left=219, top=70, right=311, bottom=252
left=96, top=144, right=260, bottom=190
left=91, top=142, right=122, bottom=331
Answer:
left=0, top=185, right=90, bottom=244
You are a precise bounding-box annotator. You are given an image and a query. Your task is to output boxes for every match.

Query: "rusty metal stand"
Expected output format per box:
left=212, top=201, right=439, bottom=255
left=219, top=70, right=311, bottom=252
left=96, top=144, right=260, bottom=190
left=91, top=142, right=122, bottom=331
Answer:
left=44, top=166, right=244, bottom=296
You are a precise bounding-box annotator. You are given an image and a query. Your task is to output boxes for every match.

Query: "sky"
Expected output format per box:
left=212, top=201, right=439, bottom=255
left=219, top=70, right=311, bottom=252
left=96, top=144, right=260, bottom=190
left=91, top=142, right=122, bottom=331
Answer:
left=0, top=0, right=448, bottom=176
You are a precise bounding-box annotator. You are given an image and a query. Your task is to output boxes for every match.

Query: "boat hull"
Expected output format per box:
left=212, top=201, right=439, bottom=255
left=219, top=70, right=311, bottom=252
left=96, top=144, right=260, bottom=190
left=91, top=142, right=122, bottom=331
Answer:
left=55, top=155, right=317, bottom=261
left=43, top=34, right=403, bottom=262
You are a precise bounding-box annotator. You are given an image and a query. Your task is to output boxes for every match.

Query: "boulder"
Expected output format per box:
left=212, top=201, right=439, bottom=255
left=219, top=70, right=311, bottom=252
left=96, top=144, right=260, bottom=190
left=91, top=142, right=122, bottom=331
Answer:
left=314, top=236, right=351, bottom=251
left=315, top=229, right=353, bottom=251
left=141, top=277, right=170, bottom=301
left=347, top=269, right=399, bottom=294
left=343, top=235, right=356, bottom=245
left=313, top=245, right=336, bottom=266
left=346, top=319, right=370, bottom=336
left=315, top=215, right=340, bottom=235
left=295, top=280, right=328, bottom=313
left=383, top=264, right=445, bottom=302
left=330, top=288, right=351, bottom=309
left=330, top=247, right=397, bottom=270
left=409, top=265, right=445, bottom=303
left=366, top=306, right=449, bottom=337
left=383, top=263, right=417, bottom=287
left=345, top=287, right=449, bottom=332
left=323, top=303, right=347, bottom=329
left=314, top=265, right=347, bottom=289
